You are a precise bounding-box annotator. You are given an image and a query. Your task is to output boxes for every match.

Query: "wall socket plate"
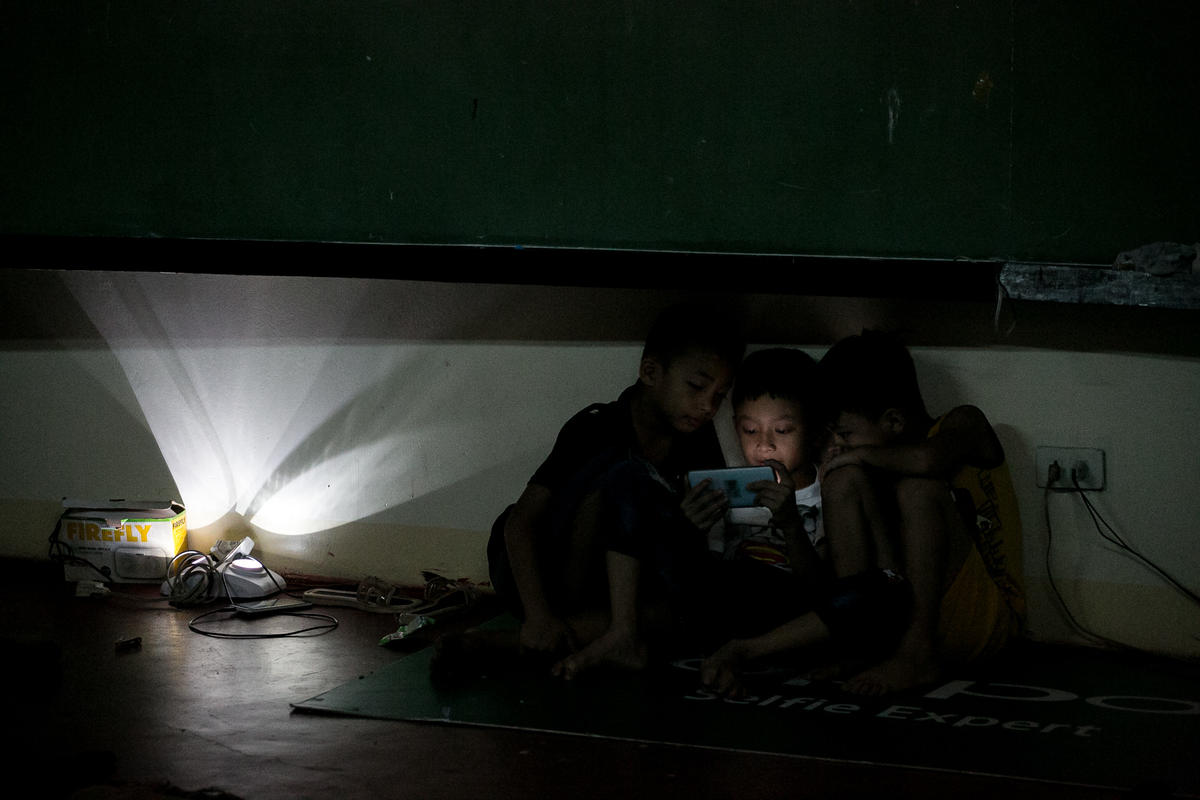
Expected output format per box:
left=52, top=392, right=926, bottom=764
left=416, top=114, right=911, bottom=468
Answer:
left=1036, top=446, right=1106, bottom=491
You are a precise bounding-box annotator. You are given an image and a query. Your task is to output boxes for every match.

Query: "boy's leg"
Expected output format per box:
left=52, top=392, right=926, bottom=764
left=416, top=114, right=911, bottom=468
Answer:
left=701, top=468, right=920, bottom=692
left=554, top=550, right=651, bottom=679
left=561, top=487, right=610, bottom=612
left=523, top=486, right=618, bottom=663
left=436, top=488, right=611, bottom=677
left=554, top=457, right=698, bottom=679
left=556, top=447, right=756, bottom=679
left=821, top=464, right=899, bottom=577
left=843, top=476, right=971, bottom=696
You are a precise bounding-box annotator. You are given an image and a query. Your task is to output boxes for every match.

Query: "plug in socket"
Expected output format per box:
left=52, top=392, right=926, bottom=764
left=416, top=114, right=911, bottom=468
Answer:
left=1036, top=446, right=1106, bottom=491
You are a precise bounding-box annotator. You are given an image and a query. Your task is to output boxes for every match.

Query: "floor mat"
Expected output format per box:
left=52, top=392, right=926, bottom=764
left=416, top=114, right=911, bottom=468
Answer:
left=293, top=621, right=1200, bottom=796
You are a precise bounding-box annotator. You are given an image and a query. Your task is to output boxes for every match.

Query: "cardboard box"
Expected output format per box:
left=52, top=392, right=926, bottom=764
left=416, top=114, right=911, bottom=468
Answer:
left=55, top=499, right=187, bottom=583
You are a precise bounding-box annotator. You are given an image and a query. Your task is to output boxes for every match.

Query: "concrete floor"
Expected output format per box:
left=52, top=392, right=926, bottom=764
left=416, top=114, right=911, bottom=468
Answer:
left=4, top=561, right=1144, bottom=800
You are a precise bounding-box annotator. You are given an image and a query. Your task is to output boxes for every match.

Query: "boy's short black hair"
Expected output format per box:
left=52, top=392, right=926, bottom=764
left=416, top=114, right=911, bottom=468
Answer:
left=641, top=302, right=746, bottom=369
left=731, top=347, right=818, bottom=411
left=817, top=330, right=929, bottom=424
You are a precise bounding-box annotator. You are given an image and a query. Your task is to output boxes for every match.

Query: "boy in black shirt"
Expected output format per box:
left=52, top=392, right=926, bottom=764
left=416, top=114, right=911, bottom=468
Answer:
left=487, top=303, right=743, bottom=678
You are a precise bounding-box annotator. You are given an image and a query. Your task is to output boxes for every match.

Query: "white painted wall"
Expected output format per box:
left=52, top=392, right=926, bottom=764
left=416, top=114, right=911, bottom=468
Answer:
left=3, top=268, right=1198, bottom=659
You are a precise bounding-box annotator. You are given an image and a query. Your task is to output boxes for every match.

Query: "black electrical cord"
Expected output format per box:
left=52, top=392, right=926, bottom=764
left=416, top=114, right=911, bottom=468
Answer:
left=186, top=606, right=339, bottom=639
left=1043, top=471, right=1200, bottom=660
left=1042, top=483, right=1113, bottom=645
left=164, top=550, right=220, bottom=607
left=185, top=552, right=339, bottom=639
left=1071, top=471, right=1200, bottom=608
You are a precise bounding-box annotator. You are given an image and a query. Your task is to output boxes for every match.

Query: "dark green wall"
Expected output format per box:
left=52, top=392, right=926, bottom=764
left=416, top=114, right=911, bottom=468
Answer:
left=3, top=1, right=1195, bottom=264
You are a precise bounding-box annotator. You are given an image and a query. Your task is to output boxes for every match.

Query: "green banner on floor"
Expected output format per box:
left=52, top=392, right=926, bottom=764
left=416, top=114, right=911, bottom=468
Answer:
left=294, top=627, right=1200, bottom=796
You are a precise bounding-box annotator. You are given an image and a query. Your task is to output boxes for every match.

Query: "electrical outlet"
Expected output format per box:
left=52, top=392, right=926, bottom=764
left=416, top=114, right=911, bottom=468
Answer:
left=1036, top=446, right=1106, bottom=490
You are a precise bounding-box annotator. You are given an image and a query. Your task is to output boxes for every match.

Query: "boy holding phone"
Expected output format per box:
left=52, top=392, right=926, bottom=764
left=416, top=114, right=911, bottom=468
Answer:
left=683, top=347, right=828, bottom=589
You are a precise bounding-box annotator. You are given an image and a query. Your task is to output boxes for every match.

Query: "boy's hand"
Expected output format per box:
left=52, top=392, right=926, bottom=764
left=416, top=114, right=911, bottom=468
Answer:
left=681, top=479, right=729, bottom=532
left=748, top=459, right=799, bottom=528
left=700, top=639, right=750, bottom=698
left=819, top=446, right=867, bottom=482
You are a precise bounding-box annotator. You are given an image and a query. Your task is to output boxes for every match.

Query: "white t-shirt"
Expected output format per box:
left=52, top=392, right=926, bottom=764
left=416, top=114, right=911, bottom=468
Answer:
left=717, top=477, right=824, bottom=572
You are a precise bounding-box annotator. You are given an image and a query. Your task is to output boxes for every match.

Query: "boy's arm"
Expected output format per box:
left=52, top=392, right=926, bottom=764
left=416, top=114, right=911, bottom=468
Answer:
left=829, top=405, right=1003, bottom=477
left=781, top=527, right=824, bottom=586
left=504, top=483, right=572, bottom=653
left=749, top=461, right=824, bottom=584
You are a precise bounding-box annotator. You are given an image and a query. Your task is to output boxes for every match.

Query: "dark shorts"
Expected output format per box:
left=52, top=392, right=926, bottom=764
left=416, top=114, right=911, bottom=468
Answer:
left=487, top=458, right=713, bottom=622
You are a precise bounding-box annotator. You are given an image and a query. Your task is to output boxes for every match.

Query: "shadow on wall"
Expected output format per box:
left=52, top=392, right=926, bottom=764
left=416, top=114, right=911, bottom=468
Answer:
left=0, top=274, right=183, bottom=542
left=189, top=451, right=545, bottom=585
left=0, top=347, right=184, bottom=560
left=57, top=270, right=633, bottom=543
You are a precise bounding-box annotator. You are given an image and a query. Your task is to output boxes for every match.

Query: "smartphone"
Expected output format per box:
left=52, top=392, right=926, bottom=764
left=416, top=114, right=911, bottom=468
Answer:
left=234, top=595, right=313, bottom=616
left=686, top=466, right=776, bottom=508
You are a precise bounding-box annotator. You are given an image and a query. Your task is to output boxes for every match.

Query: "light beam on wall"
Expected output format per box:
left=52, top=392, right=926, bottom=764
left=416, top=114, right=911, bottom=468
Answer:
left=62, top=270, right=629, bottom=536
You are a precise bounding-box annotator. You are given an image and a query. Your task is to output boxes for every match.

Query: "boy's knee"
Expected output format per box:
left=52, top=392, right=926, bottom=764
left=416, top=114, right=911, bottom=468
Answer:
left=821, top=463, right=875, bottom=503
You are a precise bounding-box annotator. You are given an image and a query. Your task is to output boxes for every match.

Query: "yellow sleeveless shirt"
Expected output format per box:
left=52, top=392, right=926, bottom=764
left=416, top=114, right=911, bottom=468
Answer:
left=929, top=415, right=1026, bottom=663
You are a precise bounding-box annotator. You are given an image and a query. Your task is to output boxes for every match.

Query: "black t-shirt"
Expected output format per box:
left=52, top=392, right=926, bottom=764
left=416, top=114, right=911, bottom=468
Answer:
left=530, top=384, right=725, bottom=504
left=487, top=384, right=726, bottom=617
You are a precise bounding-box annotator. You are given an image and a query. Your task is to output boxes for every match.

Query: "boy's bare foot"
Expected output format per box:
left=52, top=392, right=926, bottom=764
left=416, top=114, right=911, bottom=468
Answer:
left=551, top=629, right=648, bottom=680
left=841, top=650, right=942, bottom=697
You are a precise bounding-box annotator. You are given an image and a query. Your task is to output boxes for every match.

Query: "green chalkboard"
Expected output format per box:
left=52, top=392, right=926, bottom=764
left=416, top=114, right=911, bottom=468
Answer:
left=2, top=1, right=1196, bottom=265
